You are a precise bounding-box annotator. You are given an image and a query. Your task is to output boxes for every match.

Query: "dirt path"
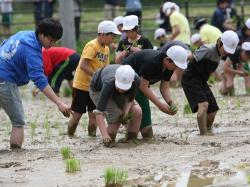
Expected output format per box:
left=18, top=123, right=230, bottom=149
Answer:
left=0, top=80, right=250, bottom=187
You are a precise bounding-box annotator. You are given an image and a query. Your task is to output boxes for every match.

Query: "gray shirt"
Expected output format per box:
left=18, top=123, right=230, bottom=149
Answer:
left=90, top=64, right=140, bottom=112
left=186, top=44, right=221, bottom=81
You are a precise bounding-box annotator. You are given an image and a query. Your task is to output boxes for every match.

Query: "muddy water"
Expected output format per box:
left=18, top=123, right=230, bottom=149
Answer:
left=0, top=78, right=250, bottom=186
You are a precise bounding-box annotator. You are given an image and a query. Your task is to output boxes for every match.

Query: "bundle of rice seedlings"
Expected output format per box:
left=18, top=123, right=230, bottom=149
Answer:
left=104, top=167, right=128, bottom=187
left=60, top=147, right=71, bottom=159
left=65, top=158, right=81, bottom=173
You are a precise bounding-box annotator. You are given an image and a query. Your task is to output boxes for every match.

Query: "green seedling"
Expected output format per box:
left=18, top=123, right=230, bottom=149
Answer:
left=118, top=112, right=134, bottom=125
left=170, top=104, right=178, bottom=113
left=208, top=76, right=215, bottom=84
left=104, top=167, right=128, bottom=187
left=236, top=98, right=241, bottom=108
left=248, top=175, right=250, bottom=184
left=60, top=147, right=71, bottom=159
left=65, top=158, right=81, bottom=173
left=44, top=113, right=50, bottom=140
left=183, top=103, right=192, bottom=114
left=30, top=114, right=39, bottom=142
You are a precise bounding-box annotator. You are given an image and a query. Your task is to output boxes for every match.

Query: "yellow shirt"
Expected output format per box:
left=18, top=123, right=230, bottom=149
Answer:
left=200, top=24, right=222, bottom=44
left=73, top=38, right=110, bottom=91
left=170, top=11, right=191, bottom=45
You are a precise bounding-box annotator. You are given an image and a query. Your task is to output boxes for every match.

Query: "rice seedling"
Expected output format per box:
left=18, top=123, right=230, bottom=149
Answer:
left=30, top=114, right=39, bottom=142
left=44, top=113, right=50, bottom=140
left=183, top=102, right=192, bottom=114
left=65, top=158, right=81, bottom=173
left=104, top=167, right=128, bottom=187
left=236, top=98, right=241, bottom=108
left=61, top=147, right=71, bottom=159
left=208, top=76, right=215, bottom=84
left=170, top=104, right=178, bottom=113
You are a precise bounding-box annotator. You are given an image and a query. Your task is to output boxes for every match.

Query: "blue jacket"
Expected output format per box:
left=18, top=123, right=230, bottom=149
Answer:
left=0, top=31, right=48, bottom=90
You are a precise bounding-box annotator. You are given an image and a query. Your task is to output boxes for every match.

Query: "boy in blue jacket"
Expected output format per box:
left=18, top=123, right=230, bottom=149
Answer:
left=0, top=18, right=71, bottom=149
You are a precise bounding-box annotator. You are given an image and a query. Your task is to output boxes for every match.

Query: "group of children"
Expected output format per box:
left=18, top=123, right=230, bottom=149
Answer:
left=0, top=1, right=249, bottom=149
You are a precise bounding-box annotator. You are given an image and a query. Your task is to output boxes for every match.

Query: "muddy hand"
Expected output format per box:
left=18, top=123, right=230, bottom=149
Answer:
left=102, top=135, right=113, bottom=147
left=58, top=102, right=71, bottom=118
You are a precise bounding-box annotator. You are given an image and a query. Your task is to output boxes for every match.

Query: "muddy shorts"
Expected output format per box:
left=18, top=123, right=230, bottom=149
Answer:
left=90, top=88, right=125, bottom=124
left=181, top=72, right=219, bottom=113
left=0, top=80, right=25, bottom=127
left=135, top=89, right=152, bottom=129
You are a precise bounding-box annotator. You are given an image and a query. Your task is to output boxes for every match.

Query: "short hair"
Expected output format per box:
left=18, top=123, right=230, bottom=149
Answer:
left=35, top=18, right=63, bottom=40
left=217, top=0, right=228, bottom=6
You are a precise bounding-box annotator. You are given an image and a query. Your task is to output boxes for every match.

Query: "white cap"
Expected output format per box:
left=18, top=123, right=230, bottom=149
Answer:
left=113, top=16, right=123, bottom=26
left=154, top=28, right=166, bottom=40
left=221, top=30, right=239, bottom=54
left=115, top=65, right=135, bottom=90
left=122, top=15, right=139, bottom=31
left=191, top=33, right=201, bottom=44
left=98, top=20, right=121, bottom=35
left=166, top=45, right=188, bottom=70
left=242, top=42, right=250, bottom=51
left=162, top=2, right=175, bottom=15
left=245, top=18, right=250, bottom=29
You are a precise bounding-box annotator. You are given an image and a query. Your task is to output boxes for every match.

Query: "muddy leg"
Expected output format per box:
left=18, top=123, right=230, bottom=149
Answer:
left=141, top=126, right=153, bottom=139
left=207, top=111, right=217, bottom=135
left=88, top=111, right=97, bottom=137
left=10, top=127, right=24, bottom=149
left=68, top=112, right=82, bottom=136
left=197, top=102, right=208, bottom=135
left=127, top=103, right=141, bottom=140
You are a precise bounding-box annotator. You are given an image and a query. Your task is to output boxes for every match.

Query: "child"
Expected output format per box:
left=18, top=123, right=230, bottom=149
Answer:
left=68, top=20, right=121, bottom=137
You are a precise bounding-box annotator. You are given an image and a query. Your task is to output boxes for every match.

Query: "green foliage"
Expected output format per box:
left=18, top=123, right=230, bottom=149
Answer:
left=248, top=175, right=250, bottom=184
left=65, top=158, right=81, bottom=173
left=183, top=102, right=192, bottom=114
left=61, top=147, right=71, bottom=160
left=104, top=167, right=128, bottom=186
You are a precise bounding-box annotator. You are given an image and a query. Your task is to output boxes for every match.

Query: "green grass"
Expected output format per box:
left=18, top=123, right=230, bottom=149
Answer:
left=104, top=167, right=128, bottom=187
left=65, top=158, right=81, bottom=173
left=60, top=147, right=71, bottom=160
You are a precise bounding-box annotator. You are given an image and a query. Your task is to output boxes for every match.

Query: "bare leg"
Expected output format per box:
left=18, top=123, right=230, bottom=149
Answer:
left=207, top=111, right=217, bottom=134
left=67, top=80, right=73, bottom=89
left=127, top=104, right=142, bottom=140
left=68, top=112, right=82, bottom=136
left=88, top=111, right=97, bottom=137
left=107, top=123, right=121, bottom=141
left=197, top=102, right=209, bottom=135
left=141, top=126, right=153, bottom=139
left=10, top=127, right=24, bottom=149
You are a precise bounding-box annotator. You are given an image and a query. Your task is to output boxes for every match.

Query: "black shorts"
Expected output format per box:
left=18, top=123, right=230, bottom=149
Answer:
left=181, top=72, right=219, bottom=113
left=71, top=88, right=96, bottom=114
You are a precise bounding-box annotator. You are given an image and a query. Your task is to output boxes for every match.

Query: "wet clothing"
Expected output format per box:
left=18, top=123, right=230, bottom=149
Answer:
left=181, top=44, right=220, bottom=113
